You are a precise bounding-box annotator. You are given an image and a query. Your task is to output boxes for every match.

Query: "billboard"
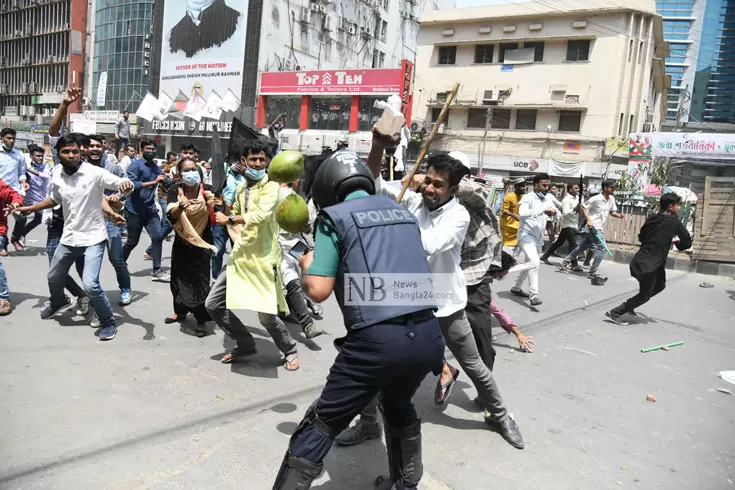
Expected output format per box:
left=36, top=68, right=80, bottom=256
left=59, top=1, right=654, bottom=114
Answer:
left=159, top=0, right=247, bottom=111
left=259, top=69, right=403, bottom=95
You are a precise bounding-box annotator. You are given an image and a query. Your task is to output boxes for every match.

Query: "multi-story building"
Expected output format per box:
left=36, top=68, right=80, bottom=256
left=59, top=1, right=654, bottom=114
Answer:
left=659, top=0, right=735, bottom=128
left=89, top=0, right=154, bottom=113
left=413, top=0, right=669, bottom=182
left=0, top=0, right=86, bottom=125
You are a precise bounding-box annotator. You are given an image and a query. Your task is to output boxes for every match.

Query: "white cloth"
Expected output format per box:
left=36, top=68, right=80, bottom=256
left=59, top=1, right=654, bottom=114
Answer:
left=513, top=241, right=540, bottom=300
left=51, top=162, right=129, bottom=247
left=561, top=193, right=580, bottom=229
left=517, top=191, right=554, bottom=249
left=119, top=155, right=132, bottom=172
left=376, top=176, right=470, bottom=317
left=586, top=193, right=618, bottom=230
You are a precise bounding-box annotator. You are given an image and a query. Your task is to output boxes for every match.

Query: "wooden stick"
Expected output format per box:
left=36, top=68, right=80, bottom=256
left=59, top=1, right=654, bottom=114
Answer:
left=269, top=113, right=283, bottom=127
left=396, top=82, right=460, bottom=203
left=389, top=155, right=394, bottom=181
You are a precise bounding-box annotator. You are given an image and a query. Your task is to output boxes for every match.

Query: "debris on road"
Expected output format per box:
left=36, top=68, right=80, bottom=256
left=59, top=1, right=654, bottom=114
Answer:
left=641, top=341, right=684, bottom=353
left=646, top=394, right=657, bottom=402
left=716, top=388, right=733, bottom=396
left=216, top=395, right=224, bottom=401
left=559, top=346, right=598, bottom=356
left=720, top=371, right=735, bottom=385
left=699, top=282, right=714, bottom=288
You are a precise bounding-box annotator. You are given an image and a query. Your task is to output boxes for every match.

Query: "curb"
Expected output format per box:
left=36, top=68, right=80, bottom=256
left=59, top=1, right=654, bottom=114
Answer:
left=606, top=248, right=735, bottom=278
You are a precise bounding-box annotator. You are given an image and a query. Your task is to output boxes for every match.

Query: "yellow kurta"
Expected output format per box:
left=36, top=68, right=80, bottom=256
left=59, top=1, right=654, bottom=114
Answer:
left=225, top=176, right=289, bottom=315
left=500, top=192, right=521, bottom=246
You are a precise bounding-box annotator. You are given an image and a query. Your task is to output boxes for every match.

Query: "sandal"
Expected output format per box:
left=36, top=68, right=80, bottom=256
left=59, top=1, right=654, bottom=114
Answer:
left=221, top=346, right=258, bottom=364
left=285, top=357, right=300, bottom=371
left=434, top=365, right=460, bottom=405
left=164, top=314, right=186, bottom=324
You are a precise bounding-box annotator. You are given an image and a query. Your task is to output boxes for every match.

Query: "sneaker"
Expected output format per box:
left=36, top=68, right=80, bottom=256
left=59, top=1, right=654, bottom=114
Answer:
left=335, top=420, right=382, bottom=446
left=529, top=297, right=543, bottom=307
left=558, top=260, right=572, bottom=273
left=41, top=297, right=73, bottom=319
left=119, top=289, right=132, bottom=306
left=589, top=274, right=608, bottom=286
left=540, top=256, right=551, bottom=265
left=152, top=269, right=170, bottom=281
left=486, top=415, right=524, bottom=450
left=306, top=299, right=323, bottom=320
left=0, top=299, right=11, bottom=316
left=98, top=325, right=117, bottom=341
left=605, top=310, right=629, bottom=325
left=143, top=252, right=152, bottom=260
left=510, top=288, right=529, bottom=298
left=75, top=296, right=90, bottom=316
left=302, top=321, right=325, bottom=340
left=89, top=312, right=100, bottom=328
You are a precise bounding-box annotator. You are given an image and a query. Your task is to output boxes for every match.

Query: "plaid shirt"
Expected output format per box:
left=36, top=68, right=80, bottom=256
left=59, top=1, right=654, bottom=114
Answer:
left=457, top=178, right=503, bottom=286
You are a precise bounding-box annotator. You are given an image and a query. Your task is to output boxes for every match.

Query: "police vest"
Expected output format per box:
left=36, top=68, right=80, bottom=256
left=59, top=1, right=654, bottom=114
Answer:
left=321, top=195, right=436, bottom=331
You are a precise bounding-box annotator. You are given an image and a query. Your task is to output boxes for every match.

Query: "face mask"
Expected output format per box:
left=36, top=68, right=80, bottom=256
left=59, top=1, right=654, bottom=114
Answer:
left=181, top=170, right=201, bottom=187
left=245, top=165, right=266, bottom=181
left=143, top=151, right=156, bottom=162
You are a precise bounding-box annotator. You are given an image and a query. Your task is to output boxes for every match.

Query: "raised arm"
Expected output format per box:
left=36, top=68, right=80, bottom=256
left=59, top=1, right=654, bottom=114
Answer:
left=50, top=87, right=81, bottom=137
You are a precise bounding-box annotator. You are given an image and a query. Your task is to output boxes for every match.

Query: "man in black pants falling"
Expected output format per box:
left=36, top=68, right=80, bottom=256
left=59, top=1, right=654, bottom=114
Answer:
left=605, top=192, right=692, bottom=325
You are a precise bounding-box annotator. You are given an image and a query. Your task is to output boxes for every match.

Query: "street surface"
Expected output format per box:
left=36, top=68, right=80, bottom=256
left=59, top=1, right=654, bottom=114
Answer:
left=1, top=229, right=734, bottom=490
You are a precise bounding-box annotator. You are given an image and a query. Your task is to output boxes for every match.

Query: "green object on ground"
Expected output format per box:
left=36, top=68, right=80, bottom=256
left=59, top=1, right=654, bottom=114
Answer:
left=276, top=193, right=309, bottom=233
left=641, top=341, right=684, bottom=353
left=268, top=150, right=304, bottom=183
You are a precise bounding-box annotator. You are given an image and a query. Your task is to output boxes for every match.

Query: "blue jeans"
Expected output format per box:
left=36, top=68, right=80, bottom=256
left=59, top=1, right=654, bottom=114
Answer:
left=0, top=261, right=8, bottom=300
left=565, top=230, right=605, bottom=275
left=123, top=209, right=163, bottom=271
left=211, top=224, right=231, bottom=280
left=146, top=197, right=173, bottom=255
left=106, top=221, right=131, bottom=290
left=48, top=241, right=114, bottom=327
left=46, top=229, right=86, bottom=298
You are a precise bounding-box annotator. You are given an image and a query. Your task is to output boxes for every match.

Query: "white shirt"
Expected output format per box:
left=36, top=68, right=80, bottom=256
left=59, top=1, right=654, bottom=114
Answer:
left=517, top=191, right=555, bottom=247
left=119, top=155, right=132, bottom=172
left=51, top=162, right=129, bottom=247
left=586, top=193, right=618, bottom=231
left=375, top=176, right=470, bottom=317
left=561, top=193, right=581, bottom=229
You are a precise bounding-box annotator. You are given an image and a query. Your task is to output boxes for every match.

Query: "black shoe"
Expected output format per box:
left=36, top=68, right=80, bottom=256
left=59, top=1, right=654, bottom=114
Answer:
left=486, top=415, right=524, bottom=449
left=540, top=256, right=551, bottom=265
left=605, top=310, right=629, bottom=325
left=590, top=274, right=608, bottom=286
left=40, top=297, right=73, bottom=319
left=510, top=288, right=529, bottom=298
left=335, top=420, right=382, bottom=446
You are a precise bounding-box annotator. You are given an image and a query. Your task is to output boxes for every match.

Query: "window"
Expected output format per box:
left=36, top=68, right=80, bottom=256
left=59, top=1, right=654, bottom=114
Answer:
left=628, top=39, right=633, bottom=62
left=566, top=39, right=590, bottom=62
left=467, top=108, right=487, bottom=128
left=499, top=43, right=518, bottom=63
left=358, top=96, right=384, bottom=131
left=309, top=97, right=351, bottom=131
left=381, top=20, right=388, bottom=42
left=438, top=46, right=456, bottom=65
left=618, top=112, right=624, bottom=136
left=474, top=44, right=494, bottom=64
left=431, top=108, right=442, bottom=122
left=559, top=111, right=582, bottom=132
left=629, top=114, right=635, bottom=134
left=524, top=41, right=545, bottom=62
left=491, top=108, right=511, bottom=129
left=515, top=109, right=538, bottom=130
left=638, top=41, right=644, bottom=64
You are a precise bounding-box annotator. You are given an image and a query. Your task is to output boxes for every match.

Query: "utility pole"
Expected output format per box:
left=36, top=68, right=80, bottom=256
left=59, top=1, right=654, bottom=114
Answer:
left=479, top=106, right=493, bottom=174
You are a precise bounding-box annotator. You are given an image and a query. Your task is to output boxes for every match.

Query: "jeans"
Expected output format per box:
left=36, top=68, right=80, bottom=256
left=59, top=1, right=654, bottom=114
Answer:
left=48, top=241, right=114, bottom=327
left=565, top=231, right=605, bottom=275
left=211, top=224, right=231, bottom=279
left=542, top=227, right=579, bottom=265
left=46, top=229, right=86, bottom=298
left=12, top=211, right=43, bottom=242
left=513, top=241, right=540, bottom=299
left=146, top=197, right=173, bottom=255
left=123, top=209, right=163, bottom=271
left=106, top=221, right=131, bottom=290
left=205, top=265, right=297, bottom=358
left=0, top=261, right=8, bottom=300
left=0, top=235, right=6, bottom=252
left=115, top=137, right=129, bottom=156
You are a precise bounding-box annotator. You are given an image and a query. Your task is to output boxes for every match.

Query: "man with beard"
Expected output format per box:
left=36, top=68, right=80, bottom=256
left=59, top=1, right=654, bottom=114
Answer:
left=123, top=140, right=169, bottom=280
left=169, top=0, right=240, bottom=58
left=13, top=136, right=132, bottom=341
left=500, top=177, right=526, bottom=251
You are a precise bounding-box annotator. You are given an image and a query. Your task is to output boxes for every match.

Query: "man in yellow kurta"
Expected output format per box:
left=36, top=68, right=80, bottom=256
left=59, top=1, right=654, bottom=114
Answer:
left=500, top=177, right=526, bottom=249
left=205, top=140, right=299, bottom=370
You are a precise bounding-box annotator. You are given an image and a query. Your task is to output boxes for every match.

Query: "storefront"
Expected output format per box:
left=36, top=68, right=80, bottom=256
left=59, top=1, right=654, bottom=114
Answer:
left=256, top=60, right=414, bottom=133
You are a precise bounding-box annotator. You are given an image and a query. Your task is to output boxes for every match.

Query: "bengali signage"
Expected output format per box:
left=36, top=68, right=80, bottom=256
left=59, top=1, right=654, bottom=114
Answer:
left=81, top=110, right=119, bottom=124
left=96, top=71, right=108, bottom=107
left=260, top=68, right=403, bottom=95
left=563, top=141, right=581, bottom=154
left=629, top=132, right=735, bottom=161
left=399, top=59, right=413, bottom=124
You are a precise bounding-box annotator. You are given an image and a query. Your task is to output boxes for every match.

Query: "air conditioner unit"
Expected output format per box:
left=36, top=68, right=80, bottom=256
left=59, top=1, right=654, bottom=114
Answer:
left=310, top=3, right=320, bottom=13
left=28, top=82, right=37, bottom=93
left=347, top=25, right=356, bottom=35
left=28, top=106, right=36, bottom=116
left=323, top=16, right=332, bottom=31
left=15, top=30, right=23, bottom=37
left=361, top=26, right=372, bottom=37
left=43, top=108, right=51, bottom=116
left=62, top=23, right=70, bottom=30
left=82, top=97, right=90, bottom=106
left=56, top=85, right=64, bottom=92
left=482, top=89, right=500, bottom=103
left=318, top=5, right=326, bottom=14
left=338, top=16, right=347, bottom=30
left=48, top=55, right=56, bottom=62
left=429, top=122, right=446, bottom=134
left=300, top=7, right=311, bottom=23
left=20, top=106, right=28, bottom=116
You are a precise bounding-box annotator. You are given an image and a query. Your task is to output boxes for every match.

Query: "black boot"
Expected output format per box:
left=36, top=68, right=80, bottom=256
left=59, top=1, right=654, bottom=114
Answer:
left=374, top=419, right=422, bottom=490
left=272, top=451, right=323, bottom=490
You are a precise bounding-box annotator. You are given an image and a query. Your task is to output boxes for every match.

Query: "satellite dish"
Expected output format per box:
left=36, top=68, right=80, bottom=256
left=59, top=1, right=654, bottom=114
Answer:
left=410, top=122, right=419, bottom=131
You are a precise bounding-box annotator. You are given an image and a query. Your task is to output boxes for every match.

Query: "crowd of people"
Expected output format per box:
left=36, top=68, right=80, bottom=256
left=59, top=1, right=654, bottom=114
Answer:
left=0, top=90, right=692, bottom=489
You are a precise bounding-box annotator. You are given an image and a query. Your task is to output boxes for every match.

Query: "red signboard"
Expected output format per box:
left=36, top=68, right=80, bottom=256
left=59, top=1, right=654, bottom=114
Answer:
left=260, top=68, right=403, bottom=95
left=399, top=59, right=413, bottom=123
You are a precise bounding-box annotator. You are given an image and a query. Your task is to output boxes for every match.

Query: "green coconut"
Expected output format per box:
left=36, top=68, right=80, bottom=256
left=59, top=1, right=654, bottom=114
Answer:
left=277, top=193, right=309, bottom=234
left=268, top=150, right=304, bottom=183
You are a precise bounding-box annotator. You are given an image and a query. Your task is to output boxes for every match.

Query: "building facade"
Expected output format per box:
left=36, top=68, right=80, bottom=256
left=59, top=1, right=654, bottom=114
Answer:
left=413, top=0, right=669, bottom=181
left=0, top=0, right=86, bottom=126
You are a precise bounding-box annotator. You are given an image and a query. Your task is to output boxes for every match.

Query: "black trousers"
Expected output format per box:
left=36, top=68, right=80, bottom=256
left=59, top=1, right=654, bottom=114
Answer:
left=542, top=227, right=579, bottom=265
left=290, top=317, right=445, bottom=463
left=173, top=301, right=211, bottom=324
left=285, top=279, right=312, bottom=327
left=465, top=275, right=498, bottom=371
left=618, top=267, right=667, bottom=314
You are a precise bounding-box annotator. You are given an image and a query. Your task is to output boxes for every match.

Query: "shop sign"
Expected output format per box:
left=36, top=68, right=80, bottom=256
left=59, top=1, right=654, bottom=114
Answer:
left=260, top=68, right=402, bottom=95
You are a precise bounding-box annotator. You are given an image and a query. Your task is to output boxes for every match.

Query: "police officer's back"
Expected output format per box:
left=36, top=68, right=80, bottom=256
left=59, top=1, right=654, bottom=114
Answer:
left=273, top=151, right=445, bottom=490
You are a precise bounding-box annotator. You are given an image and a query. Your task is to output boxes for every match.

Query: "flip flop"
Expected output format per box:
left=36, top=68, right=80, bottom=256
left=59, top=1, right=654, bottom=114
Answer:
left=434, top=367, right=460, bottom=405
left=221, top=347, right=258, bottom=364
left=285, top=357, right=300, bottom=371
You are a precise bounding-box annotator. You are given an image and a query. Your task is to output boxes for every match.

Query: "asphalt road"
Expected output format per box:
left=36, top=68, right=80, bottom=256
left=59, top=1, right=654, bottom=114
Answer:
left=1, top=230, right=733, bottom=490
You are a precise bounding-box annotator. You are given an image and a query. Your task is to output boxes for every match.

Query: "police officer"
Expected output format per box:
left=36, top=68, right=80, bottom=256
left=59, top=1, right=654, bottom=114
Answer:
left=273, top=151, right=445, bottom=490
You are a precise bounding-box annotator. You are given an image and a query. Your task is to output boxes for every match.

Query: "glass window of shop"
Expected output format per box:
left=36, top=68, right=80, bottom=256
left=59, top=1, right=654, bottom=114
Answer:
left=265, top=97, right=301, bottom=129
left=358, top=96, right=384, bottom=131
left=309, top=97, right=352, bottom=131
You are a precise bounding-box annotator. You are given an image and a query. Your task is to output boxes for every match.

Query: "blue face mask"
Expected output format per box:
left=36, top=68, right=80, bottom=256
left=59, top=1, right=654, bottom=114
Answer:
left=245, top=165, right=266, bottom=181
left=181, top=170, right=201, bottom=187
